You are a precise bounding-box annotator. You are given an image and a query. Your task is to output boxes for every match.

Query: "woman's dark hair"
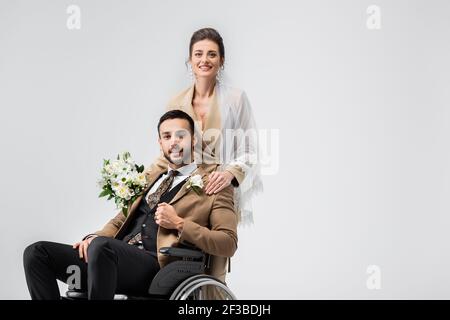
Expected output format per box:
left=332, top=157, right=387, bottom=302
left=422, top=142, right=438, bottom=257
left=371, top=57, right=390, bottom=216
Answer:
left=189, top=27, right=225, bottom=63
left=157, top=110, right=195, bottom=137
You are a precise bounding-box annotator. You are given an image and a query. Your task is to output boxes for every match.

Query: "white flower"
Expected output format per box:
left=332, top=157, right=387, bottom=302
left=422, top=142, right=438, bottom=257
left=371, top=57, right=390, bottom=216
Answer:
left=189, top=174, right=204, bottom=188
left=135, top=172, right=147, bottom=187
left=111, top=161, right=121, bottom=172
left=111, top=181, right=121, bottom=192
left=186, top=174, right=204, bottom=195
left=110, top=174, right=124, bottom=186
left=115, top=184, right=132, bottom=200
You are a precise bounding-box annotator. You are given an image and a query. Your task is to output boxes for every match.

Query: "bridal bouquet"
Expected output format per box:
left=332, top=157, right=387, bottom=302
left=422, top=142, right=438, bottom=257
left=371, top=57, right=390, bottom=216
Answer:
left=98, top=151, right=148, bottom=217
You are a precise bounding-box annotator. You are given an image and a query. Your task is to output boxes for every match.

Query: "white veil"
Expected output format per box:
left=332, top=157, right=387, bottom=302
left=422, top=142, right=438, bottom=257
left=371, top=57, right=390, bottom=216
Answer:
left=215, top=80, right=264, bottom=226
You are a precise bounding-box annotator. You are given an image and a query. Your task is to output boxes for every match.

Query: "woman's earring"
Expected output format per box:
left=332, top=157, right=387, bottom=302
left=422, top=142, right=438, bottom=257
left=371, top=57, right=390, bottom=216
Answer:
left=188, top=64, right=194, bottom=82
left=216, top=65, right=224, bottom=83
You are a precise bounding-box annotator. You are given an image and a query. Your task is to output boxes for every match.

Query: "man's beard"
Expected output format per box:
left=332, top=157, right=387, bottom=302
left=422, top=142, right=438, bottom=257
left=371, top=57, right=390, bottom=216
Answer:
left=163, top=146, right=193, bottom=166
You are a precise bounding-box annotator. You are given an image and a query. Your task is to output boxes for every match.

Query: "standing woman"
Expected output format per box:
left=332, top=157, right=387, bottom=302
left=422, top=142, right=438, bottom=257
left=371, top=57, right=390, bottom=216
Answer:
left=151, top=27, right=263, bottom=226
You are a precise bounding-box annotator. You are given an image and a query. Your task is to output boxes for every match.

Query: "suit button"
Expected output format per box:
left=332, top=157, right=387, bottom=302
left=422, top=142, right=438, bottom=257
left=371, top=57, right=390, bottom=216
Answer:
left=142, top=224, right=146, bottom=228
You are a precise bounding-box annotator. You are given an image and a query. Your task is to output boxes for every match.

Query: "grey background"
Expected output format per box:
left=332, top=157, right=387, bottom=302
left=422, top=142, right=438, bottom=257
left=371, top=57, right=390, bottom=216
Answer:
left=0, top=0, right=449, bottom=299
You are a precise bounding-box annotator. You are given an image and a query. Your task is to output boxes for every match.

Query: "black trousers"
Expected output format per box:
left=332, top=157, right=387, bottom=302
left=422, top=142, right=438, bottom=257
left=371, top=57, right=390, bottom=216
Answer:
left=23, top=236, right=160, bottom=300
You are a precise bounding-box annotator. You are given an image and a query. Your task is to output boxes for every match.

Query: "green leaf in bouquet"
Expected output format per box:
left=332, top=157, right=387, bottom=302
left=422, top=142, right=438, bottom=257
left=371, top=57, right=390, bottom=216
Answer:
left=99, top=189, right=110, bottom=198
left=123, top=203, right=133, bottom=218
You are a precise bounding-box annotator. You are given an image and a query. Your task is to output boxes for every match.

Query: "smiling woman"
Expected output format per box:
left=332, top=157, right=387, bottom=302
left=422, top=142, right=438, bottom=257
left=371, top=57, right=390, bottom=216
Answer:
left=150, top=27, right=263, bottom=228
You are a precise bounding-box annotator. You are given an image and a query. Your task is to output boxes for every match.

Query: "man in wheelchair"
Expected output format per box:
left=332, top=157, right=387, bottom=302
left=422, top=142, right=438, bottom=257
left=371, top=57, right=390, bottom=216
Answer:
left=23, top=110, right=238, bottom=300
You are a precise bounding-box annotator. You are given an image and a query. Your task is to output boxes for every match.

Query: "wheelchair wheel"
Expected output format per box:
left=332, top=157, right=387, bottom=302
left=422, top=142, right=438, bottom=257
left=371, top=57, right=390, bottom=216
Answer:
left=169, top=275, right=236, bottom=300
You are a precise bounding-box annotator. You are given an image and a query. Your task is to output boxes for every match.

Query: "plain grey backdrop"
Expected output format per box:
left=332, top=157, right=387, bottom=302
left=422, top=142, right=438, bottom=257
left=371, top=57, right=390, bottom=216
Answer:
left=0, top=0, right=449, bottom=299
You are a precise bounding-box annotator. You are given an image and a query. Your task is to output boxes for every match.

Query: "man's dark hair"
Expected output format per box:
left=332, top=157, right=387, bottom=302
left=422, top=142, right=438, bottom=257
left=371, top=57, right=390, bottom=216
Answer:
left=157, top=109, right=195, bottom=137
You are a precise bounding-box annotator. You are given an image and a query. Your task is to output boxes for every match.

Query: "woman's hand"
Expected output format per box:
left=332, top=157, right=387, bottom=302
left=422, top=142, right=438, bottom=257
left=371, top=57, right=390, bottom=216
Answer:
left=205, top=171, right=235, bottom=195
left=73, top=235, right=98, bottom=263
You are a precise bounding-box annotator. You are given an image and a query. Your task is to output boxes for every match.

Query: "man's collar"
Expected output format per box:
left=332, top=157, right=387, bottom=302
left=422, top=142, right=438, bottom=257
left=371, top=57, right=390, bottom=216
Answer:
left=167, top=162, right=197, bottom=176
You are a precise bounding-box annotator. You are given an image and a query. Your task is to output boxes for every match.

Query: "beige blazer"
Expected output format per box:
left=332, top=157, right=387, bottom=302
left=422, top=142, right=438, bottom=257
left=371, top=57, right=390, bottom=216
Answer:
left=91, top=164, right=238, bottom=282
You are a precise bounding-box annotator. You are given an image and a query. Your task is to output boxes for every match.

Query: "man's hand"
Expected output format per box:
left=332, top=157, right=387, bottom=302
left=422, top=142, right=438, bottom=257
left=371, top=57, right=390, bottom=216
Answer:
left=73, top=235, right=98, bottom=263
left=155, top=203, right=184, bottom=231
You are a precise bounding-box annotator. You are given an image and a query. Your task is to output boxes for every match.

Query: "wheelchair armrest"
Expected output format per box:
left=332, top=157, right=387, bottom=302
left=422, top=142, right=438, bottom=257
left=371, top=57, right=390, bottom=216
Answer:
left=159, top=247, right=204, bottom=260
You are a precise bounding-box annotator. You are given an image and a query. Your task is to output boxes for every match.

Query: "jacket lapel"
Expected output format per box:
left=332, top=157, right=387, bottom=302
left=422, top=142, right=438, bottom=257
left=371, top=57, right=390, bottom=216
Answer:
left=168, top=165, right=208, bottom=205
left=181, top=85, right=197, bottom=122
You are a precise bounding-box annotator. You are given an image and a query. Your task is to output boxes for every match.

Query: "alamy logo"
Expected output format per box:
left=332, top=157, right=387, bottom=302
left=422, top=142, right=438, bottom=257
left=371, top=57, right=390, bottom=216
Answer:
left=66, top=5, right=81, bottom=30
left=66, top=265, right=81, bottom=290
left=366, top=5, right=381, bottom=30
left=366, top=265, right=381, bottom=290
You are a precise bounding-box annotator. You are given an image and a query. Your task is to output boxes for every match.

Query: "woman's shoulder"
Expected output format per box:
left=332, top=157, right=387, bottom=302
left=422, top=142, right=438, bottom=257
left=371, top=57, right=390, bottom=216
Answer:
left=167, top=85, right=193, bottom=109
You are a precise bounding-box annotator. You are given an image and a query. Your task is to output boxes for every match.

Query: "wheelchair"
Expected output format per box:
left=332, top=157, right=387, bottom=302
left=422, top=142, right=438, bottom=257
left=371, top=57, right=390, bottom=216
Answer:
left=64, top=246, right=236, bottom=300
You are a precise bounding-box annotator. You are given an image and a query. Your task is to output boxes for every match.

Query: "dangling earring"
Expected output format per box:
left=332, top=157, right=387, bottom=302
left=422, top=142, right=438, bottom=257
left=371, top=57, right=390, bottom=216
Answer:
left=216, top=65, right=224, bottom=83
left=188, top=63, right=194, bottom=83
